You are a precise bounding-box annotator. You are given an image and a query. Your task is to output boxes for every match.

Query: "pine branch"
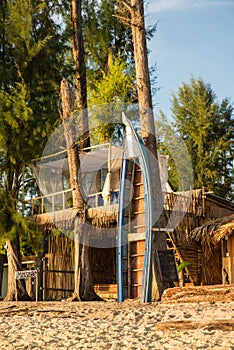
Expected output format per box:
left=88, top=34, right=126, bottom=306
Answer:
left=115, top=0, right=134, bottom=14
left=113, top=14, right=132, bottom=26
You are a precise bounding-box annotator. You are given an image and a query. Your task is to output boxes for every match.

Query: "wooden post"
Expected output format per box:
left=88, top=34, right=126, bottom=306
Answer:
left=107, top=143, right=112, bottom=206
left=52, top=195, right=55, bottom=212
left=202, top=186, right=205, bottom=217
left=96, top=193, right=98, bottom=208
left=42, top=257, right=48, bottom=300
left=34, top=254, right=43, bottom=301
left=178, top=269, right=184, bottom=287
left=35, top=272, right=38, bottom=303
left=15, top=278, right=18, bottom=302
left=0, top=255, right=5, bottom=297
left=63, top=191, right=65, bottom=210
left=41, top=197, right=44, bottom=214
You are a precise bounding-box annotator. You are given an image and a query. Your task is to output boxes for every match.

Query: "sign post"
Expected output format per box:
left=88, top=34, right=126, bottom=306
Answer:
left=15, top=270, right=39, bottom=302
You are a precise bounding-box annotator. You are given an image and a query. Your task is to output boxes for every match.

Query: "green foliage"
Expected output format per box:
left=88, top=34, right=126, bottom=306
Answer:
left=0, top=0, right=71, bottom=257
left=0, top=0, right=71, bottom=177
left=0, top=188, right=42, bottom=255
left=1, top=0, right=71, bottom=153
left=82, top=0, right=134, bottom=76
left=88, top=54, right=135, bottom=144
left=0, top=80, right=33, bottom=164
left=82, top=0, right=157, bottom=101
left=155, top=112, right=194, bottom=191
left=7, top=0, right=51, bottom=64
left=0, top=0, right=160, bottom=259
left=82, top=0, right=155, bottom=112
left=170, top=77, right=234, bottom=200
left=88, top=53, right=135, bottom=105
left=177, top=261, right=191, bottom=273
left=0, top=189, right=29, bottom=242
left=20, top=225, right=44, bottom=257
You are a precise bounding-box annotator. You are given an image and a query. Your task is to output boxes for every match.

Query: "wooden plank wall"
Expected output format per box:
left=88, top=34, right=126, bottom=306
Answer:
left=130, top=166, right=146, bottom=298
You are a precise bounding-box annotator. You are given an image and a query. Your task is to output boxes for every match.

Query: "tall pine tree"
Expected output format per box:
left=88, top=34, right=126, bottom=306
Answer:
left=171, top=77, right=233, bottom=200
left=0, top=0, right=70, bottom=300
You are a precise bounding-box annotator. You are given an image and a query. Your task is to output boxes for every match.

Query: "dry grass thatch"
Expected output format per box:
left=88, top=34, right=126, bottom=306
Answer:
left=31, top=208, right=79, bottom=229
left=87, top=204, right=118, bottom=227
left=191, top=214, right=234, bottom=249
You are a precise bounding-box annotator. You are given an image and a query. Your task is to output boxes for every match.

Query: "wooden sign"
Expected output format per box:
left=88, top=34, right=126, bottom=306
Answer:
left=158, top=250, right=178, bottom=282
left=15, top=270, right=38, bottom=279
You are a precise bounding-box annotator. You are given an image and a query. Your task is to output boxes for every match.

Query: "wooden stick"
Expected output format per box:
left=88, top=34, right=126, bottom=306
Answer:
left=15, top=278, right=18, bottom=302
left=35, top=272, right=38, bottom=303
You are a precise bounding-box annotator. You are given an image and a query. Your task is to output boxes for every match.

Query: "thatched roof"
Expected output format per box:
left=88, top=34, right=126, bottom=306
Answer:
left=191, top=214, right=234, bottom=249
left=31, top=208, right=78, bottom=229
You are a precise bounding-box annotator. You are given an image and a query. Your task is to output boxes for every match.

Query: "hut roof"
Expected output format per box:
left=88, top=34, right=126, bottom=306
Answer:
left=205, top=193, right=234, bottom=210
left=191, top=214, right=234, bottom=249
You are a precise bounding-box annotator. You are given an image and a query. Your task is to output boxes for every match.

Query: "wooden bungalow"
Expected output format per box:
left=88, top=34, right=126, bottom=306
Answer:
left=20, top=145, right=234, bottom=301
left=19, top=116, right=234, bottom=301
left=25, top=140, right=175, bottom=301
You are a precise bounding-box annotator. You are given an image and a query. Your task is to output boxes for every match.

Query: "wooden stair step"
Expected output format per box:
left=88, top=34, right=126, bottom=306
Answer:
left=130, top=253, right=145, bottom=258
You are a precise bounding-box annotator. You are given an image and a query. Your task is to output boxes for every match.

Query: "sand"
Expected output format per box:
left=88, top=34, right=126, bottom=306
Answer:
left=0, top=300, right=234, bottom=349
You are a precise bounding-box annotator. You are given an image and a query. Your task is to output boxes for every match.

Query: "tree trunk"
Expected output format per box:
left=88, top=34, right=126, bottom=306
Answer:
left=72, top=220, right=102, bottom=301
left=116, top=0, right=168, bottom=300
left=71, top=0, right=90, bottom=150
left=4, top=235, right=31, bottom=301
left=70, top=0, right=101, bottom=300
left=60, top=79, right=101, bottom=301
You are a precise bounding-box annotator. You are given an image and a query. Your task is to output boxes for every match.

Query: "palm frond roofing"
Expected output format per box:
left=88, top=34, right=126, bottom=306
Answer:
left=191, top=214, right=234, bottom=248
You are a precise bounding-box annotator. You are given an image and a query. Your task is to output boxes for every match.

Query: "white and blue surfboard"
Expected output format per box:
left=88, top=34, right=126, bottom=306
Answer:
left=117, top=113, right=153, bottom=303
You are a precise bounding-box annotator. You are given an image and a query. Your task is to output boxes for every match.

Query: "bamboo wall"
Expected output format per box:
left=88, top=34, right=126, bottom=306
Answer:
left=44, top=234, right=75, bottom=300
left=44, top=233, right=117, bottom=300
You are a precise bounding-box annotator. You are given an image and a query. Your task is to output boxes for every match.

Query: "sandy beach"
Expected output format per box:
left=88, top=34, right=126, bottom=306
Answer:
left=0, top=300, right=234, bottom=349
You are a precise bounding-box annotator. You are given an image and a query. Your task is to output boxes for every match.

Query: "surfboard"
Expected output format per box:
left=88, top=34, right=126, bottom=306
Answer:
left=117, top=113, right=153, bottom=302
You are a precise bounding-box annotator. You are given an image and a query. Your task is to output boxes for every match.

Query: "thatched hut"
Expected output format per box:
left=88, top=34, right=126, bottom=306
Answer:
left=27, top=141, right=173, bottom=300
left=27, top=137, right=234, bottom=297
left=191, top=214, right=234, bottom=285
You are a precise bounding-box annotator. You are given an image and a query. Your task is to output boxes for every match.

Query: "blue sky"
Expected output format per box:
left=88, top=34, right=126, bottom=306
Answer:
left=146, top=0, right=234, bottom=118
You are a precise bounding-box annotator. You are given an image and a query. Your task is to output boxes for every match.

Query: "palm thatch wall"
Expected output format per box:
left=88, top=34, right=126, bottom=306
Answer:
left=191, top=214, right=234, bottom=285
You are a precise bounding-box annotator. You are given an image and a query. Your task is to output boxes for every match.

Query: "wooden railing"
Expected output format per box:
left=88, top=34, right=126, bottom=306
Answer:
left=24, top=188, right=120, bottom=216
left=86, top=189, right=119, bottom=208
left=24, top=188, right=74, bottom=216
left=24, top=188, right=199, bottom=218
